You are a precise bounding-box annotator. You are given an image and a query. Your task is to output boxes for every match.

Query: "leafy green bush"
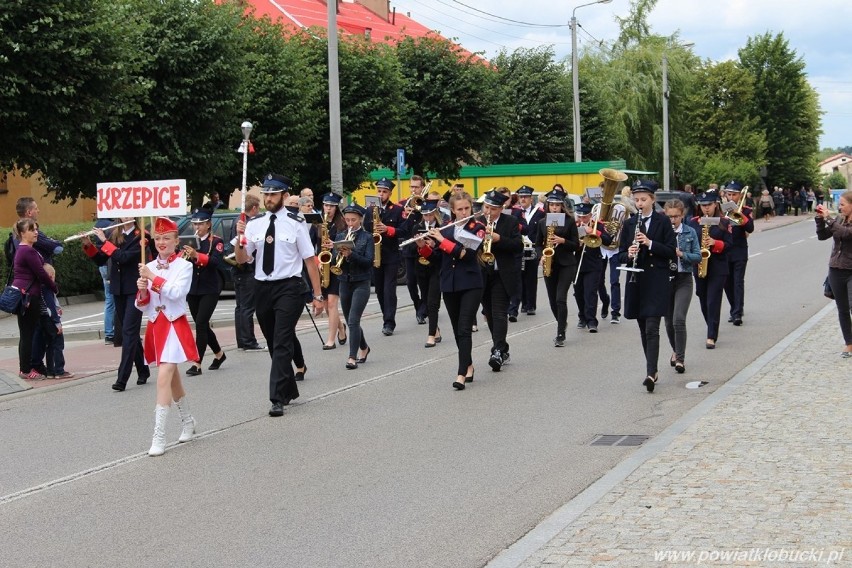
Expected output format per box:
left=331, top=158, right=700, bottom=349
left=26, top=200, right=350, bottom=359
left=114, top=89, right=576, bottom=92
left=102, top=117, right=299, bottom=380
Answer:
left=1, top=223, right=103, bottom=297
left=825, top=171, right=848, bottom=190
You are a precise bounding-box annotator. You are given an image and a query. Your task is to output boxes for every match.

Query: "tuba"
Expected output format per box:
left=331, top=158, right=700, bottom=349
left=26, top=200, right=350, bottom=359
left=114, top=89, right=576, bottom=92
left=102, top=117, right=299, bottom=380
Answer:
left=541, top=221, right=557, bottom=277
left=698, top=224, right=710, bottom=278
left=317, top=214, right=332, bottom=288
left=598, top=168, right=629, bottom=250
left=372, top=204, right=382, bottom=268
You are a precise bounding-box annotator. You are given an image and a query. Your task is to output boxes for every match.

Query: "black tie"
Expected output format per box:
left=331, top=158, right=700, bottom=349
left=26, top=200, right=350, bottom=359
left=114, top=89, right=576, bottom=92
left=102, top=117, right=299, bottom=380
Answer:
left=641, top=216, right=650, bottom=233
left=263, top=214, right=276, bottom=276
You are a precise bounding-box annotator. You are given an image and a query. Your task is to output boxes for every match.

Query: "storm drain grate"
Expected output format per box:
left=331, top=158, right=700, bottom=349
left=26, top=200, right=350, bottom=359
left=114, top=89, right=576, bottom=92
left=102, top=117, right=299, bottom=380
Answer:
left=590, top=434, right=651, bottom=447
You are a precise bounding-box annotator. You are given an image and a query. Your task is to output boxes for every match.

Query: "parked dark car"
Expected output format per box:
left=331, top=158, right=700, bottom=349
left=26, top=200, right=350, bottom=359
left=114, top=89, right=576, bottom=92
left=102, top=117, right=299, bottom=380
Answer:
left=175, top=212, right=239, bottom=292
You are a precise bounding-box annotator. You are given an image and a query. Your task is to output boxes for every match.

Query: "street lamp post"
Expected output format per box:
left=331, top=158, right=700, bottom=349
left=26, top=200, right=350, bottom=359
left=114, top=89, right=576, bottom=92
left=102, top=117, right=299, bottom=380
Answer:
left=662, top=43, right=693, bottom=191
left=239, top=121, right=253, bottom=246
left=571, top=0, right=611, bottom=163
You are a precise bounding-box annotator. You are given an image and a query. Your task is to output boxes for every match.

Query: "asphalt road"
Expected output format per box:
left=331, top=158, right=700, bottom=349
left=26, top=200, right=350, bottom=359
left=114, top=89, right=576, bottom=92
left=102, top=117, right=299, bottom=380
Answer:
left=0, top=220, right=831, bottom=568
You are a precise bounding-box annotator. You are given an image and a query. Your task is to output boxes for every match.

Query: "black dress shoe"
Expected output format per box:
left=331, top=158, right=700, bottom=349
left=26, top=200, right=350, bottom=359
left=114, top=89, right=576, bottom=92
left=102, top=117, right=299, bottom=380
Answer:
left=577, top=321, right=587, bottom=329
left=282, top=395, right=297, bottom=406
left=416, top=315, right=426, bottom=325
left=208, top=353, right=227, bottom=370
left=675, top=361, right=685, bottom=374
left=346, top=360, right=358, bottom=370
left=728, top=315, right=734, bottom=323
left=465, top=370, right=474, bottom=383
left=588, top=324, right=598, bottom=333
left=489, top=351, right=503, bottom=372
left=526, top=310, right=535, bottom=316
left=356, top=346, right=371, bottom=364
left=322, top=343, right=337, bottom=350
left=424, top=341, right=436, bottom=348
left=186, top=365, right=202, bottom=376
left=137, top=377, right=148, bottom=385
left=337, top=323, right=348, bottom=345
left=269, top=403, right=284, bottom=417
left=111, top=383, right=125, bottom=392
left=508, top=315, right=518, bottom=323
left=452, top=378, right=466, bottom=390
left=733, top=318, right=743, bottom=326
left=382, top=326, right=394, bottom=336
left=294, top=366, right=306, bottom=381
left=643, top=375, right=657, bottom=393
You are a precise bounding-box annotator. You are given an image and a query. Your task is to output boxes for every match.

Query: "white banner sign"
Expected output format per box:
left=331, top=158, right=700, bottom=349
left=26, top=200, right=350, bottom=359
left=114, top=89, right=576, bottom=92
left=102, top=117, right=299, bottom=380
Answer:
left=95, top=179, right=187, bottom=218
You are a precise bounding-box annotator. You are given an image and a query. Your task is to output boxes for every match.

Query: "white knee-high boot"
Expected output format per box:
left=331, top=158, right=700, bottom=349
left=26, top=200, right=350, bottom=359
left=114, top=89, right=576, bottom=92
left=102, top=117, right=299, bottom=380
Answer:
left=148, top=404, right=170, bottom=457
left=174, top=396, right=196, bottom=443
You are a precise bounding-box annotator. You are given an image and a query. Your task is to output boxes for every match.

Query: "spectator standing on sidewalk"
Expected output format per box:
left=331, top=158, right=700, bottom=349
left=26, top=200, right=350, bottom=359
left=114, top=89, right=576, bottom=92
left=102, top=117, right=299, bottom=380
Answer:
left=815, top=194, right=852, bottom=358
left=38, top=264, right=73, bottom=379
left=231, top=194, right=265, bottom=351
left=758, top=189, right=774, bottom=222
left=806, top=187, right=815, bottom=213
left=773, top=187, right=785, bottom=217
left=12, top=218, right=58, bottom=381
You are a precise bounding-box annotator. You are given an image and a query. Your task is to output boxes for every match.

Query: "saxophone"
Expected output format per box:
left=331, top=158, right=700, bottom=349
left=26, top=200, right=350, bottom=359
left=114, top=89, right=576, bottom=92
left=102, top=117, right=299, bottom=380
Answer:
left=372, top=205, right=382, bottom=268
left=317, top=215, right=332, bottom=288
left=698, top=224, right=710, bottom=279
left=541, top=222, right=556, bottom=277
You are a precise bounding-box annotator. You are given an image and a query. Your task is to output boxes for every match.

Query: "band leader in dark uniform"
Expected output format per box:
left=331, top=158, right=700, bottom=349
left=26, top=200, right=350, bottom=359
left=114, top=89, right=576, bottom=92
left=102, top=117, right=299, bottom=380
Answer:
left=82, top=218, right=154, bottom=391
left=183, top=207, right=227, bottom=376
left=618, top=180, right=677, bottom=393
left=234, top=173, right=324, bottom=418
left=428, top=192, right=485, bottom=389
left=687, top=189, right=732, bottom=350
left=365, top=177, right=411, bottom=336
left=478, top=189, right=523, bottom=372
left=534, top=189, right=579, bottom=347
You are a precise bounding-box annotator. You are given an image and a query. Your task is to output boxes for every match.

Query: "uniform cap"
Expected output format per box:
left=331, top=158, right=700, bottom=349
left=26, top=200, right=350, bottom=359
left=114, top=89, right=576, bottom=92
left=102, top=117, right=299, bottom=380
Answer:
left=153, top=217, right=178, bottom=235
left=376, top=177, right=395, bottom=191
left=322, top=193, right=343, bottom=206
left=342, top=203, right=367, bottom=217
left=516, top=185, right=535, bottom=196
left=482, top=190, right=509, bottom=208
left=261, top=173, right=292, bottom=193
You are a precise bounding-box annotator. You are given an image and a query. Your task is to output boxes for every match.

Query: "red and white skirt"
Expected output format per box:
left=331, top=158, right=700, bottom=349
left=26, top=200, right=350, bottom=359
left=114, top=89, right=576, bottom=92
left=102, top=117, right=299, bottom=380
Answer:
left=143, top=315, right=200, bottom=365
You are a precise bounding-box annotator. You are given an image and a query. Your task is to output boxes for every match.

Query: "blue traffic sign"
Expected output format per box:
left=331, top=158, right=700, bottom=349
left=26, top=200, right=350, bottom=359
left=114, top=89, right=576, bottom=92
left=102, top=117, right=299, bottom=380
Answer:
left=396, top=148, right=405, bottom=176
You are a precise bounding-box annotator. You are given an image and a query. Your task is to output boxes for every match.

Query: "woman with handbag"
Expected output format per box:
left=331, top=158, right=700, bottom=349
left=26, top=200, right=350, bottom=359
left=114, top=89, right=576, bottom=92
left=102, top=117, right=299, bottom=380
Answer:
left=12, top=218, right=58, bottom=380
left=816, top=193, right=852, bottom=358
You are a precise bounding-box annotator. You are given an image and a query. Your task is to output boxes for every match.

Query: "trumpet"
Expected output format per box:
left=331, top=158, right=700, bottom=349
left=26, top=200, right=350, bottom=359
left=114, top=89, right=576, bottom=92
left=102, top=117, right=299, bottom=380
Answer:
left=404, top=195, right=424, bottom=212
left=317, top=214, right=332, bottom=288
left=726, top=189, right=749, bottom=226
left=181, top=231, right=199, bottom=260
left=372, top=205, right=382, bottom=268
left=330, top=228, right=354, bottom=276
left=479, top=218, right=496, bottom=264
left=64, top=219, right=136, bottom=242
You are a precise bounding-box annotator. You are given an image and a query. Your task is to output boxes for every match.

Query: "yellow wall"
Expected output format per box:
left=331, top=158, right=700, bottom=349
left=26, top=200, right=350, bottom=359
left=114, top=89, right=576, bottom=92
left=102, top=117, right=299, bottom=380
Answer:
left=351, top=172, right=606, bottom=205
left=1, top=169, right=97, bottom=227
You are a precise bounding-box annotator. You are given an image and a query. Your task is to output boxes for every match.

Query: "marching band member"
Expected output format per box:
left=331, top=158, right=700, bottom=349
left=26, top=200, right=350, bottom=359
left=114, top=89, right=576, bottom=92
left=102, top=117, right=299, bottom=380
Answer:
left=82, top=218, right=154, bottom=391
left=618, top=180, right=677, bottom=393
left=335, top=202, right=374, bottom=370
left=721, top=181, right=754, bottom=326
left=234, top=173, right=324, bottom=418
left=478, top=189, right=523, bottom=372
left=364, top=177, right=411, bottom=336
left=663, top=199, right=701, bottom=374
left=515, top=185, right=544, bottom=318
left=400, top=175, right=428, bottom=325
left=319, top=193, right=348, bottom=350
left=135, top=217, right=200, bottom=456
left=501, top=187, right=528, bottom=322
left=534, top=188, right=580, bottom=347
left=687, top=189, right=733, bottom=350
left=428, top=192, right=485, bottom=389
left=183, top=207, right=226, bottom=376
left=231, top=194, right=266, bottom=351
left=573, top=203, right=612, bottom=333
left=412, top=200, right=445, bottom=348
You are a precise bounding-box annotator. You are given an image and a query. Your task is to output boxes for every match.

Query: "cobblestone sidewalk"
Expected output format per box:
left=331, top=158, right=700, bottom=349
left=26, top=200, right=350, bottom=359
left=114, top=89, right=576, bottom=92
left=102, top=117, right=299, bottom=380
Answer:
left=504, top=307, right=850, bottom=567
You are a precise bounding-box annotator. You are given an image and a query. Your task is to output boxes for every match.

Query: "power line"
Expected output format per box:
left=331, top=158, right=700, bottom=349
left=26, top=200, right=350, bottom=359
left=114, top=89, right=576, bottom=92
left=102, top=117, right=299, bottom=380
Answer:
left=449, top=0, right=568, bottom=28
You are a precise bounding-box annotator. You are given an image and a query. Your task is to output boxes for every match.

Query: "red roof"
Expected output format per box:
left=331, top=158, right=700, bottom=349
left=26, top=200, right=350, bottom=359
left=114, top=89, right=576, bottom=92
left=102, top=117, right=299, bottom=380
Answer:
left=247, top=0, right=436, bottom=45
left=819, top=153, right=852, bottom=167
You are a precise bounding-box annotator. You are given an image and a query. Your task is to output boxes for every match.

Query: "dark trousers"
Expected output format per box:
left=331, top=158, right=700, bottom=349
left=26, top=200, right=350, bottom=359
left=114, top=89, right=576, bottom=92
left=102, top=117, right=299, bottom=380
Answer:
left=255, top=277, right=303, bottom=405
left=16, top=303, right=40, bottom=373
left=638, top=316, right=662, bottom=377
left=443, top=287, right=482, bottom=375
left=30, top=326, right=46, bottom=373
left=574, top=269, right=601, bottom=326
left=600, top=255, right=622, bottom=317
left=665, top=272, right=694, bottom=362
left=404, top=256, right=426, bottom=319
left=340, top=279, right=370, bottom=360
left=374, top=262, right=398, bottom=330
left=293, top=336, right=304, bottom=369
left=520, top=258, right=539, bottom=311
left=38, top=316, right=66, bottom=375
left=415, top=262, right=441, bottom=336
left=233, top=269, right=259, bottom=348
left=507, top=256, right=523, bottom=316
left=724, top=258, right=748, bottom=319
left=828, top=268, right=852, bottom=345
left=695, top=273, right=725, bottom=341
left=544, top=265, right=576, bottom=336
left=482, top=273, right=510, bottom=354
left=188, top=293, right=221, bottom=363
left=114, top=293, right=149, bottom=387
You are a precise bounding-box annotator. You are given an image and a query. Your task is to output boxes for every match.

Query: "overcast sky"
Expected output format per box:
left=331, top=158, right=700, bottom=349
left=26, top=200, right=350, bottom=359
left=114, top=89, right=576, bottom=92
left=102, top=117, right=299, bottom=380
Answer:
left=390, top=0, right=851, bottom=150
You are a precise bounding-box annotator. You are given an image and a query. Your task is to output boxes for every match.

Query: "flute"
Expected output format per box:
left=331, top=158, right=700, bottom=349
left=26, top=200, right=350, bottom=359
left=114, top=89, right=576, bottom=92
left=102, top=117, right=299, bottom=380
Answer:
left=64, top=219, right=136, bottom=242
left=397, top=213, right=480, bottom=248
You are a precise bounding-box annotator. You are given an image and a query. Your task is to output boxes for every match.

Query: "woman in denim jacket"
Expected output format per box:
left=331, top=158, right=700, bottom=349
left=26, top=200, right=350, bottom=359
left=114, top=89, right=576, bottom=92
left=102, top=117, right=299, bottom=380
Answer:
left=335, top=203, right=375, bottom=369
left=664, top=200, right=701, bottom=373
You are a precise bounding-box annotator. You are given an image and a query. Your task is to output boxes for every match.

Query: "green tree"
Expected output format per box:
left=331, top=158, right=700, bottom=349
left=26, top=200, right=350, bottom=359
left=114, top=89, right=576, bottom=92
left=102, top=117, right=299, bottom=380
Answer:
left=824, top=171, right=847, bottom=190
left=396, top=35, right=507, bottom=180
left=738, top=32, right=821, bottom=189
left=490, top=46, right=571, bottom=164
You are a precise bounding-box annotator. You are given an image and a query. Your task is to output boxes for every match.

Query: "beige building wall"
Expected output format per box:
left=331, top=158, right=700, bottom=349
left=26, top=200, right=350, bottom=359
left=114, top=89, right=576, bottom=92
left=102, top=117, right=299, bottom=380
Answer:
left=1, top=169, right=97, bottom=227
